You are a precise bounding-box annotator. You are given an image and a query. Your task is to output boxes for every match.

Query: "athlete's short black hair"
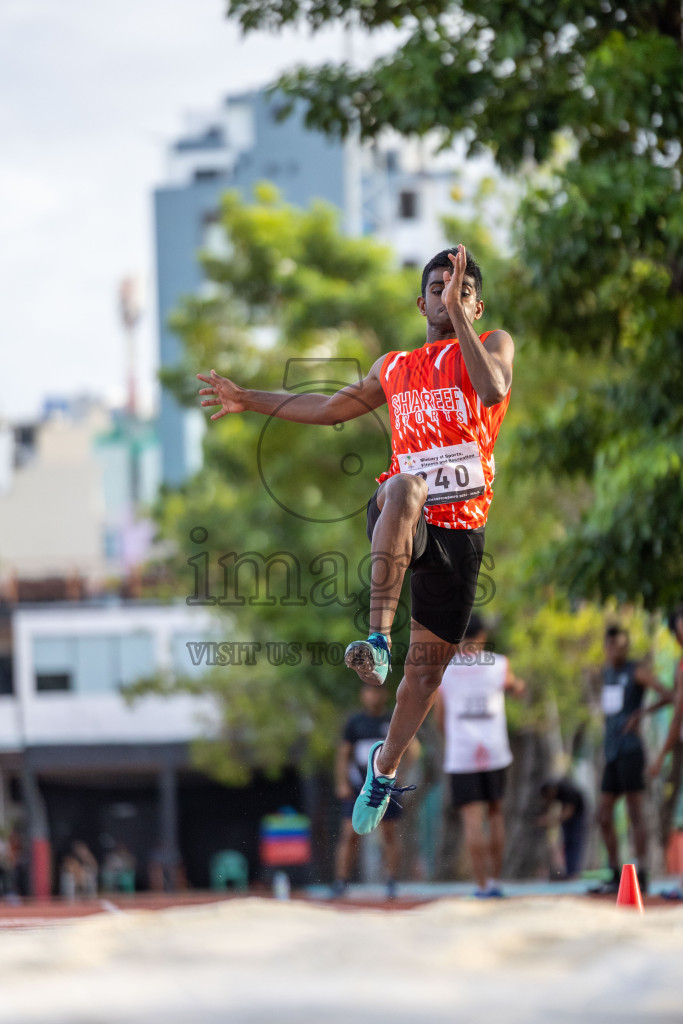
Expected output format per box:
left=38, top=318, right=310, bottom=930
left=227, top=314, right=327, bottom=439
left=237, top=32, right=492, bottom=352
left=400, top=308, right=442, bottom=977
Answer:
left=464, top=613, right=486, bottom=639
left=421, top=247, right=483, bottom=299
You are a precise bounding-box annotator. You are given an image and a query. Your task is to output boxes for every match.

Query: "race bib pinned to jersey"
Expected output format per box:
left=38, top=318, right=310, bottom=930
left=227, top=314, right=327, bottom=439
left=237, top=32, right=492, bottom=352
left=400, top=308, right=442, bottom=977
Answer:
left=457, top=693, right=496, bottom=719
left=398, top=442, right=485, bottom=506
left=602, top=684, right=625, bottom=715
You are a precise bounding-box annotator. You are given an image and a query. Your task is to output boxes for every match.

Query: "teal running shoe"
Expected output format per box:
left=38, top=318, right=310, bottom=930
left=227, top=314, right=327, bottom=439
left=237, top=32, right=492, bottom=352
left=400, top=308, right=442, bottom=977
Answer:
left=352, top=741, right=415, bottom=835
left=344, top=632, right=391, bottom=686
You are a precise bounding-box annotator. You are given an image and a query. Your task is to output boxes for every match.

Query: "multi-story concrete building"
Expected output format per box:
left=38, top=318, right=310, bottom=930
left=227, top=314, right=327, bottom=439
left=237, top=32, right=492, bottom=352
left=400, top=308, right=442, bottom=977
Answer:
left=154, top=90, right=348, bottom=487
left=0, top=397, right=160, bottom=594
left=0, top=601, right=304, bottom=895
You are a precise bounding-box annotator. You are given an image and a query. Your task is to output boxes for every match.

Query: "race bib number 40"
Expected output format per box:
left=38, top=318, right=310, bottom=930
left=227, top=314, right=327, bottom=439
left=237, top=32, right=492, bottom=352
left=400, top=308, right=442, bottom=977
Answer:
left=398, top=442, right=485, bottom=505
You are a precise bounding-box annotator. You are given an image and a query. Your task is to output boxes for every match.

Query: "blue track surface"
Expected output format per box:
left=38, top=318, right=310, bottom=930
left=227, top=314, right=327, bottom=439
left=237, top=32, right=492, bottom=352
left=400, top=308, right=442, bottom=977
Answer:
left=306, top=877, right=679, bottom=901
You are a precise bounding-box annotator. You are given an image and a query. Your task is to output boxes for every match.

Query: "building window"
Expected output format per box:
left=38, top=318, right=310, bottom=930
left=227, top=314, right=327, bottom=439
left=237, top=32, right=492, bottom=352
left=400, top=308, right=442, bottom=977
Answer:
left=172, top=633, right=213, bottom=678
left=103, top=527, right=121, bottom=561
left=385, top=150, right=399, bottom=174
left=33, top=636, right=75, bottom=693
left=32, top=632, right=155, bottom=695
left=398, top=191, right=418, bottom=219
left=194, top=169, right=222, bottom=182
left=36, top=672, right=71, bottom=693
left=269, top=102, right=289, bottom=123
left=0, top=655, right=12, bottom=695
left=74, top=636, right=119, bottom=694
left=119, top=633, right=156, bottom=688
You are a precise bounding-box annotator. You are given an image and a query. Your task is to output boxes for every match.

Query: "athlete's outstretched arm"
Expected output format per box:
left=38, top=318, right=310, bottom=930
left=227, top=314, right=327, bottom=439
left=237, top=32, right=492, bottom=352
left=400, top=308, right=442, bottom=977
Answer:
left=197, top=357, right=386, bottom=425
left=442, top=245, right=514, bottom=407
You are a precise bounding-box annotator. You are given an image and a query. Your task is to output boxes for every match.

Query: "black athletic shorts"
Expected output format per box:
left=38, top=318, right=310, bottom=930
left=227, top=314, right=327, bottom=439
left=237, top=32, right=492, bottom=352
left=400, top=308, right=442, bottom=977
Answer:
left=601, top=748, right=646, bottom=795
left=339, top=795, right=402, bottom=822
left=449, top=768, right=507, bottom=808
left=366, top=489, right=485, bottom=645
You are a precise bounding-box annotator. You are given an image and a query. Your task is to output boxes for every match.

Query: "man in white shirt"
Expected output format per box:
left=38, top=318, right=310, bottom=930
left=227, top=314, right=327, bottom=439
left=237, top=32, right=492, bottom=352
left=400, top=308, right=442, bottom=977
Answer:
left=435, top=614, right=525, bottom=897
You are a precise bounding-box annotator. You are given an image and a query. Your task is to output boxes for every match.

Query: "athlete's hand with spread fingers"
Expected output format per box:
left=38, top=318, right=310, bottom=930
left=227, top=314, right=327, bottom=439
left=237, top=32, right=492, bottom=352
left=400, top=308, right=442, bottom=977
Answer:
left=197, top=369, right=246, bottom=420
left=441, top=243, right=469, bottom=310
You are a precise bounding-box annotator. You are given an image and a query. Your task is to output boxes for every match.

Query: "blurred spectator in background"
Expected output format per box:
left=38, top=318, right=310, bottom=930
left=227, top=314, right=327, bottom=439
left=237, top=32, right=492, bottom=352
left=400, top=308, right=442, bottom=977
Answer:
left=648, top=602, right=683, bottom=900
left=538, top=778, right=587, bottom=880
left=435, top=614, right=525, bottom=898
left=10, top=826, right=29, bottom=898
left=102, top=842, right=136, bottom=893
left=0, top=826, right=16, bottom=899
left=591, top=625, right=670, bottom=896
left=60, top=840, right=98, bottom=899
left=332, top=684, right=417, bottom=900
left=148, top=845, right=186, bottom=893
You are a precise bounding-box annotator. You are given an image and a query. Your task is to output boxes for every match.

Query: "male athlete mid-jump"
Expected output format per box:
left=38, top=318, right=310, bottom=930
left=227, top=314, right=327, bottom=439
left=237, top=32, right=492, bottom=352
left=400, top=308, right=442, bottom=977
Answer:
left=198, top=244, right=514, bottom=835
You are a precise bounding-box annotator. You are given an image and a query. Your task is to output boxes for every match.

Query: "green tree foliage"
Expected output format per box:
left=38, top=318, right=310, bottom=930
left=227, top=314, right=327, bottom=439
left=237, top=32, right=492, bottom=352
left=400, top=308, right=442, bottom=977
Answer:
left=227, top=2, right=681, bottom=166
left=225, top=1, right=683, bottom=610
left=147, top=185, right=424, bottom=782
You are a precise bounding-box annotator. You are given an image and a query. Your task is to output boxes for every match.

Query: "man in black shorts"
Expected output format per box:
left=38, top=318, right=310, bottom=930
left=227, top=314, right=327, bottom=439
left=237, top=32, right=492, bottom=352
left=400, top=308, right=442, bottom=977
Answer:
left=592, top=625, right=669, bottom=894
left=435, top=615, right=525, bottom=897
left=198, top=244, right=514, bottom=836
left=331, top=684, right=407, bottom=900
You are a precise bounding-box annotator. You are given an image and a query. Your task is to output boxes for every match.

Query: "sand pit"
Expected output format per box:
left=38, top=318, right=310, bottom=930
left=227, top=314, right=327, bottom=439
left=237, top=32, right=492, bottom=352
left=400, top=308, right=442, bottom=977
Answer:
left=0, top=897, right=682, bottom=1023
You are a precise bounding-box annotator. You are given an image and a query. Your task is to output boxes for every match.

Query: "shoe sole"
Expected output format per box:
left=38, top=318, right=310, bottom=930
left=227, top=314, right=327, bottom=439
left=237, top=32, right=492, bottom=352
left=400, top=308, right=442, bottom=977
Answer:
left=344, top=643, right=386, bottom=686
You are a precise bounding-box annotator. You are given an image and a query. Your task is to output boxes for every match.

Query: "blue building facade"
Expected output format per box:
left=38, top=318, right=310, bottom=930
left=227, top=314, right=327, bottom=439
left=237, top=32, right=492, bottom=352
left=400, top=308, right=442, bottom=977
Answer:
left=154, top=91, right=346, bottom=486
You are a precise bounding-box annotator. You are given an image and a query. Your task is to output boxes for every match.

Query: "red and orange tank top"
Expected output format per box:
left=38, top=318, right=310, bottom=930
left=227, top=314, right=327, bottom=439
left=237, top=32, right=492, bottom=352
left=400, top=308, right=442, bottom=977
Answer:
left=377, top=332, right=510, bottom=530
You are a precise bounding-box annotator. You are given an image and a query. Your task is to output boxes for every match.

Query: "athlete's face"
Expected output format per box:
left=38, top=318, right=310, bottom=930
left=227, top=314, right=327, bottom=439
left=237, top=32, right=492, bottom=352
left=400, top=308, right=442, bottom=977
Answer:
left=604, top=631, right=629, bottom=666
left=360, top=684, right=388, bottom=715
left=417, top=267, right=484, bottom=336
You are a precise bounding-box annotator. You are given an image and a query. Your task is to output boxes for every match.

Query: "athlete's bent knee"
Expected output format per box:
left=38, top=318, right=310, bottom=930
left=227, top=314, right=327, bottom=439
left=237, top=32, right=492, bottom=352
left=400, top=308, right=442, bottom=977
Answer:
left=383, top=474, right=428, bottom=516
left=404, top=662, right=445, bottom=696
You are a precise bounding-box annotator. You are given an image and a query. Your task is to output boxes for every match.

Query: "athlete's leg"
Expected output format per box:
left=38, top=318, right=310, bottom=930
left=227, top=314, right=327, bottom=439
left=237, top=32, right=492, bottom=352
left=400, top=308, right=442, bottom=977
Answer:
left=334, top=818, right=360, bottom=883
left=660, top=742, right=683, bottom=847
left=379, top=819, right=401, bottom=880
left=369, top=474, right=428, bottom=642
left=597, top=791, right=619, bottom=868
left=460, top=801, right=488, bottom=891
left=625, top=790, right=648, bottom=868
left=487, top=798, right=505, bottom=881
left=376, top=619, right=456, bottom=777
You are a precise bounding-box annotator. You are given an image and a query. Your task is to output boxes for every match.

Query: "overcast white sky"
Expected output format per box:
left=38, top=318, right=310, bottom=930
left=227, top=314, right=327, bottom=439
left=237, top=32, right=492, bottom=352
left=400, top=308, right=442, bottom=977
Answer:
left=0, top=0, right=356, bottom=422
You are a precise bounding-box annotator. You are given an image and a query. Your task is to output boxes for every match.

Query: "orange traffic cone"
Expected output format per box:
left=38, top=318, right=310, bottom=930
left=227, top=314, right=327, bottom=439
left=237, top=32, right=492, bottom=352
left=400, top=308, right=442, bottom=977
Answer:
left=616, top=863, right=644, bottom=912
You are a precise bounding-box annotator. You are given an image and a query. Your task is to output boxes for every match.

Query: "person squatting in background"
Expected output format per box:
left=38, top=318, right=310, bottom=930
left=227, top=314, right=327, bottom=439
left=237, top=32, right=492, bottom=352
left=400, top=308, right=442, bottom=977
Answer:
left=538, top=778, right=587, bottom=880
